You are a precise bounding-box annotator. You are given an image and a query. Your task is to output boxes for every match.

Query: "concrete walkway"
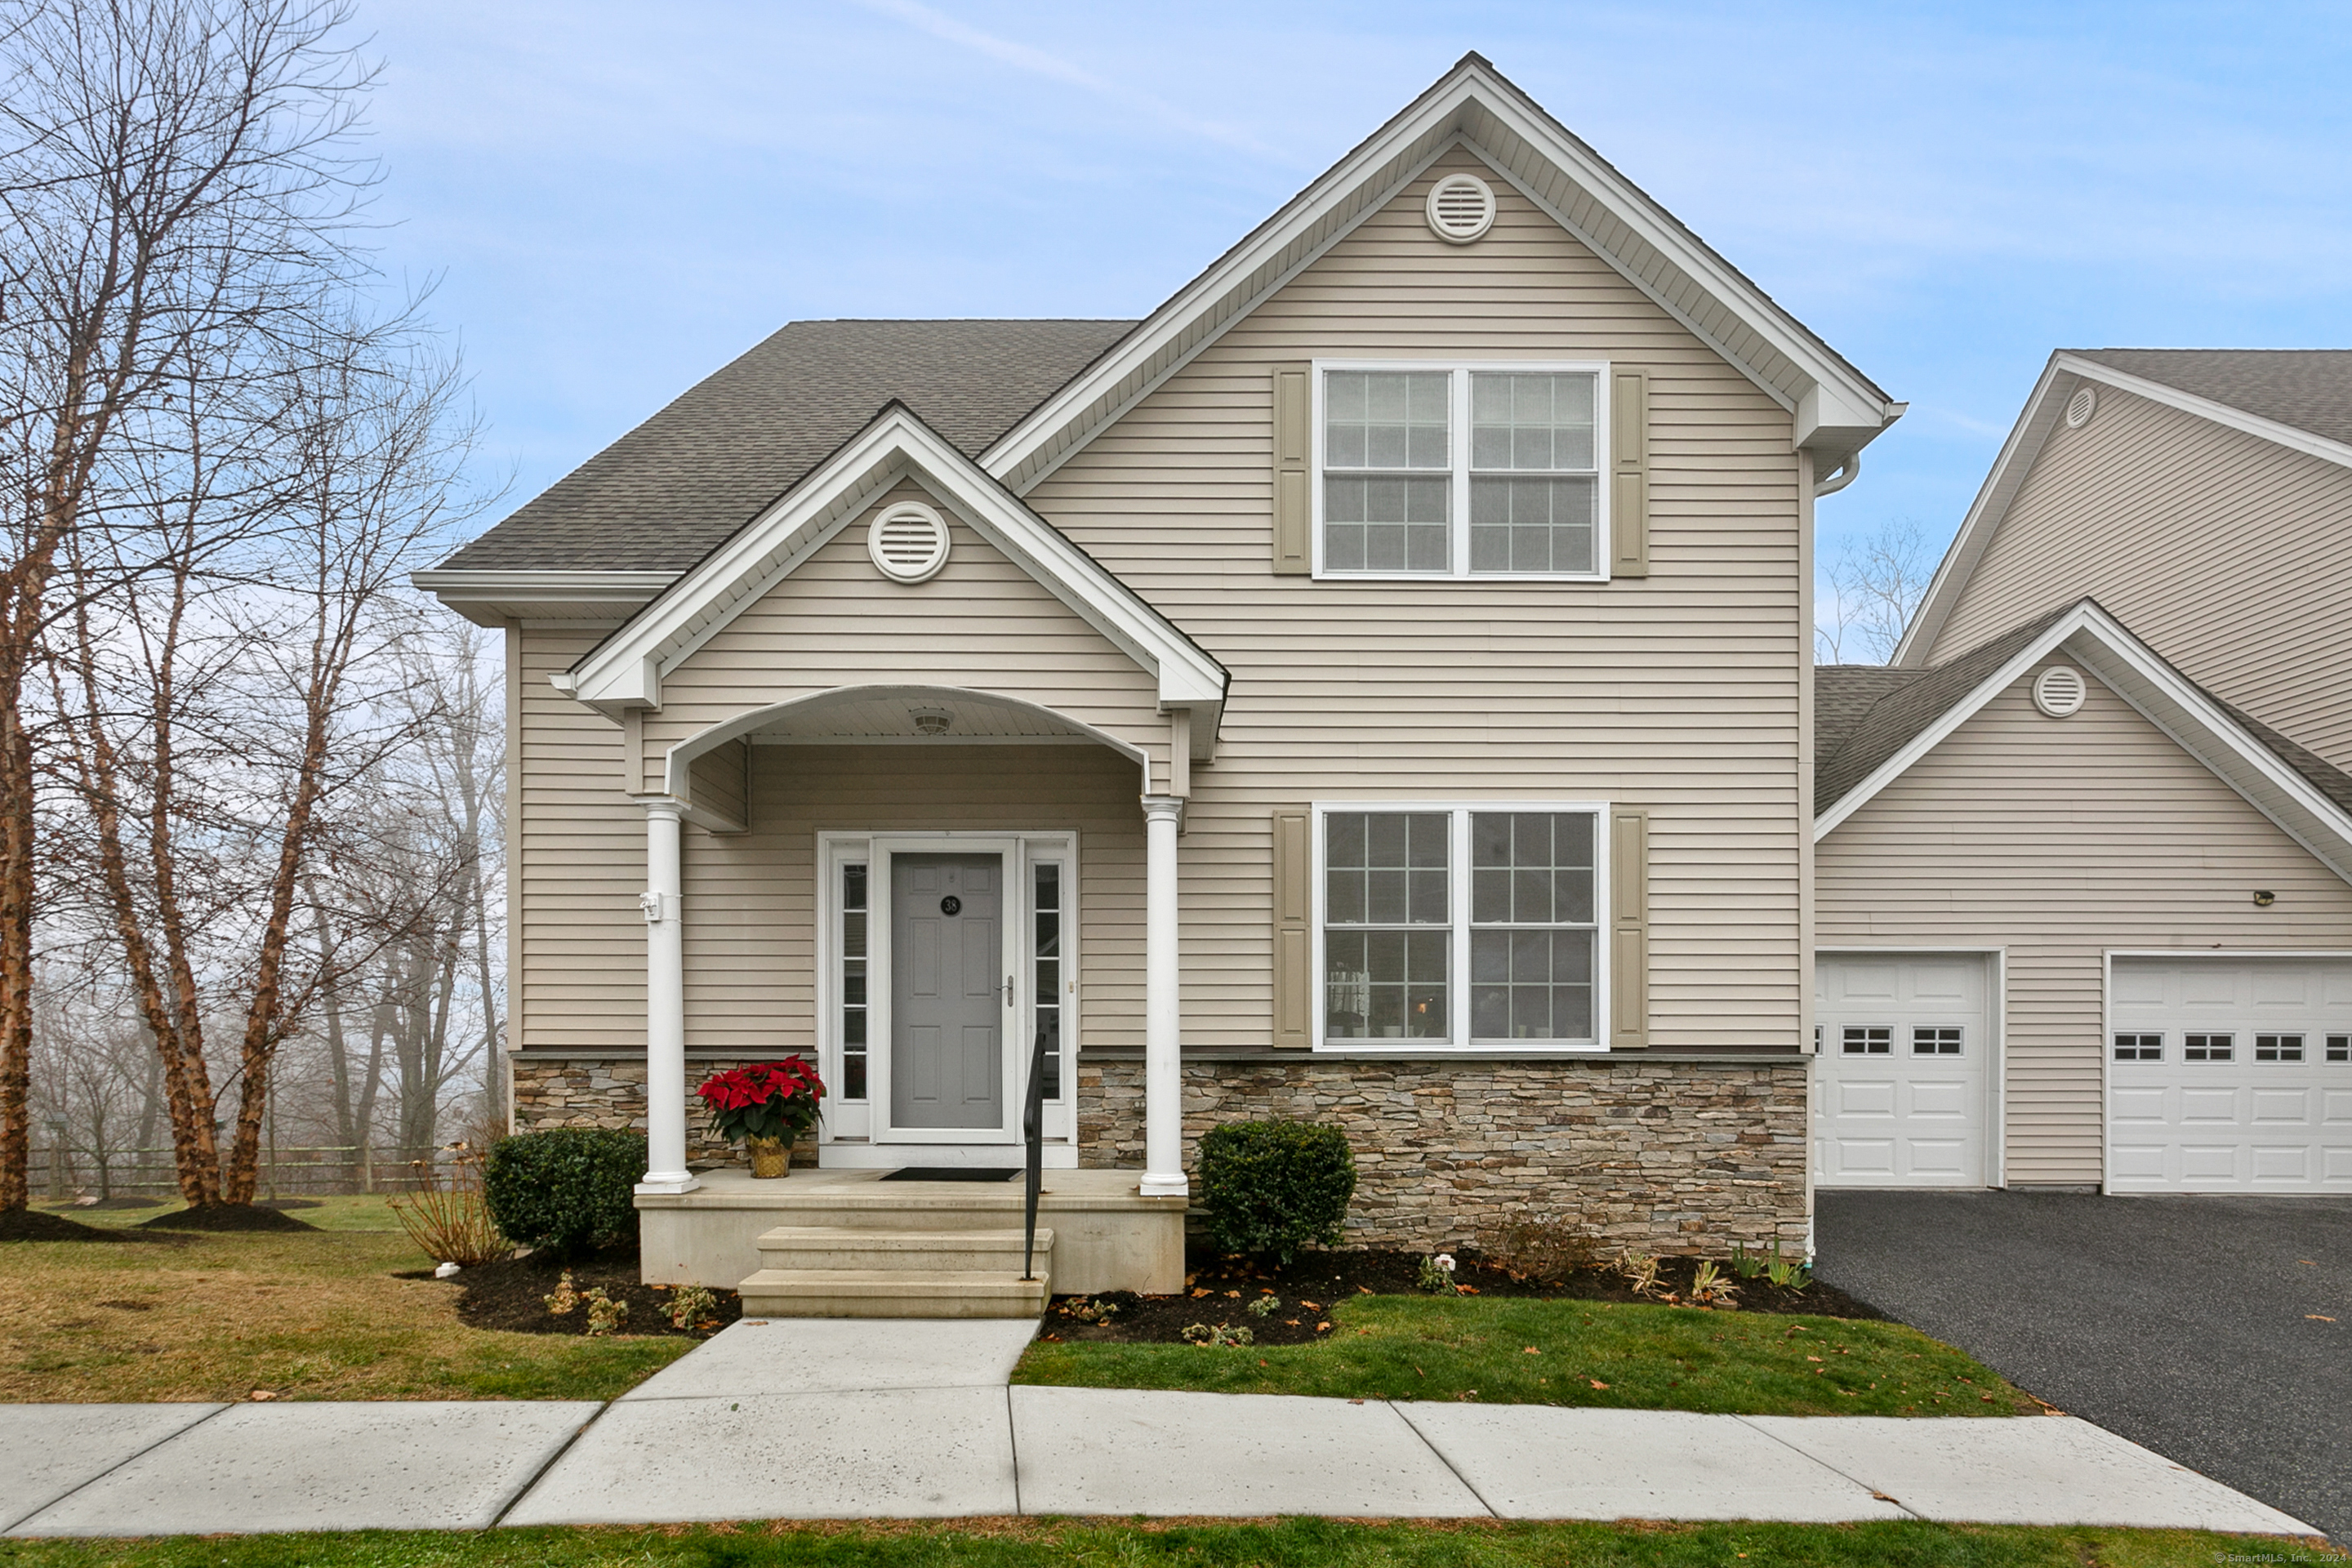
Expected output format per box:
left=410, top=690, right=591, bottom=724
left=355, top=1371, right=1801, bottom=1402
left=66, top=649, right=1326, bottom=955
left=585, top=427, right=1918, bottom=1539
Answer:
left=2, top=1318, right=2316, bottom=1538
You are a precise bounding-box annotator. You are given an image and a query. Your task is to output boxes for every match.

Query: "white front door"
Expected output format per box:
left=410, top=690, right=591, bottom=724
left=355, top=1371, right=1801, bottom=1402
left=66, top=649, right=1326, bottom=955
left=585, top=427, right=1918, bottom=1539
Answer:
left=2108, top=956, right=2352, bottom=1192
left=1814, top=953, right=1994, bottom=1187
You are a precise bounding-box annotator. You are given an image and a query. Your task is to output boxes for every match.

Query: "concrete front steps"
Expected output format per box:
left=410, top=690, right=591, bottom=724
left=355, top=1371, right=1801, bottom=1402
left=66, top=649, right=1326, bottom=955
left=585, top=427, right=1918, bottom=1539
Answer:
left=737, top=1225, right=1053, bottom=1319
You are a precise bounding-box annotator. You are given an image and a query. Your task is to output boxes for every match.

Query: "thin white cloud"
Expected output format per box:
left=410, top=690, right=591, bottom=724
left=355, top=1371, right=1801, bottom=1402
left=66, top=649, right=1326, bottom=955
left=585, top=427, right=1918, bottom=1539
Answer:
left=853, top=0, right=1294, bottom=163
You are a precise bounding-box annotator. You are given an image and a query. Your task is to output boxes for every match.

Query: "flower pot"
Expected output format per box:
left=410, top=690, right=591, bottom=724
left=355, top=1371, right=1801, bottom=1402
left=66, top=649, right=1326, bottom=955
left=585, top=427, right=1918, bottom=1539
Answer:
left=747, top=1136, right=793, bottom=1178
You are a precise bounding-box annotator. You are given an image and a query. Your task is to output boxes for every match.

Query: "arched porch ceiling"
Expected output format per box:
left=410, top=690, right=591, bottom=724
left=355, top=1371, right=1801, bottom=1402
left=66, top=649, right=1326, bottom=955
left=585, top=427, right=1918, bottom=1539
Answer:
left=663, top=683, right=1151, bottom=831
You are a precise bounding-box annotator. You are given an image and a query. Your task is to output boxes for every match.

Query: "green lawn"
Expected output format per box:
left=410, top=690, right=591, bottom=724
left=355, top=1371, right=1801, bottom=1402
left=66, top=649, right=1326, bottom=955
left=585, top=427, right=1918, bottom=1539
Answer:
left=0, top=1521, right=2316, bottom=1567
left=1, top=1217, right=691, bottom=1402
left=1015, top=1294, right=2042, bottom=1417
left=38, top=1194, right=410, bottom=1233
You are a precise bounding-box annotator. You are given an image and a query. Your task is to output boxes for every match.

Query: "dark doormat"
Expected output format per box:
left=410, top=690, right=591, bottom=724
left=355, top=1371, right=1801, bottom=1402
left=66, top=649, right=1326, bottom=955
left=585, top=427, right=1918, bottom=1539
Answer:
left=879, top=1166, right=1021, bottom=1183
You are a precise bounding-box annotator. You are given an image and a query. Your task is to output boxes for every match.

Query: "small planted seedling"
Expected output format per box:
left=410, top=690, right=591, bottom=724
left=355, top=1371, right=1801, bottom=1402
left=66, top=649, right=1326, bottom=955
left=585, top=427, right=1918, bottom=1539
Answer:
left=581, top=1287, right=628, bottom=1336
left=664, top=1285, right=719, bottom=1331
left=1245, top=1294, right=1280, bottom=1318
left=1416, top=1253, right=1460, bottom=1294
left=1615, top=1250, right=1664, bottom=1298
left=543, top=1271, right=579, bottom=1316
left=1181, top=1322, right=1254, bottom=1348
left=1688, top=1259, right=1740, bottom=1307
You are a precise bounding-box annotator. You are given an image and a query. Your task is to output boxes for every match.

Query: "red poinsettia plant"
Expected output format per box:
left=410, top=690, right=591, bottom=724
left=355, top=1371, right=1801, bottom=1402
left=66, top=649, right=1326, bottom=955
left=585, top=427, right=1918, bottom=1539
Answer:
left=696, top=1057, right=826, bottom=1144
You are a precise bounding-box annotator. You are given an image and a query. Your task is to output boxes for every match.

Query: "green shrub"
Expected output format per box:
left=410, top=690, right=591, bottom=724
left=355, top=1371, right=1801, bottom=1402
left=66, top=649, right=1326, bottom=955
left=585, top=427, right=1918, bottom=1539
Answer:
left=1197, top=1120, right=1356, bottom=1263
left=483, top=1129, right=644, bottom=1256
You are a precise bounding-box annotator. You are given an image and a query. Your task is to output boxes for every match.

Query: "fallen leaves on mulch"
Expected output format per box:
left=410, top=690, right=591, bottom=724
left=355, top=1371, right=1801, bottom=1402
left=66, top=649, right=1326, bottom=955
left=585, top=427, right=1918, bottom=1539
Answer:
left=436, top=1245, right=742, bottom=1339
left=1046, top=1245, right=1887, bottom=1346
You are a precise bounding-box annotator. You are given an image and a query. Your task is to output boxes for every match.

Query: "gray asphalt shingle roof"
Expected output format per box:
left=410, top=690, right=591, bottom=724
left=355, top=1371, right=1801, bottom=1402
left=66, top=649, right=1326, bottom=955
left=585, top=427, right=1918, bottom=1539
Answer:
left=438, top=318, right=1136, bottom=572
left=1815, top=602, right=2352, bottom=822
left=2070, top=348, right=2352, bottom=449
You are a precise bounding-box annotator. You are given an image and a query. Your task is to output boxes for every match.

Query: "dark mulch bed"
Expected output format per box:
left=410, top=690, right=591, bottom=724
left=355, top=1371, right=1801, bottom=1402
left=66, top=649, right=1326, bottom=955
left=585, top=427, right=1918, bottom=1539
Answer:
left=437, top=1245, right=742, bottom=1340
left=136, top=1203, right=318, bottom=1233
left=1047, top=1245, right=1888, bottom=1346
left=1, top=1208, right=130, bottom=1242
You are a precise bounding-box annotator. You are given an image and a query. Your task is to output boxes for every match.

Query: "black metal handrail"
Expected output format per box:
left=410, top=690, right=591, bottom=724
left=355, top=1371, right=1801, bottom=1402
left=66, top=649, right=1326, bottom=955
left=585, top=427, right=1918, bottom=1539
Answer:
left=1021, top=1018, right=1050, bottom=1281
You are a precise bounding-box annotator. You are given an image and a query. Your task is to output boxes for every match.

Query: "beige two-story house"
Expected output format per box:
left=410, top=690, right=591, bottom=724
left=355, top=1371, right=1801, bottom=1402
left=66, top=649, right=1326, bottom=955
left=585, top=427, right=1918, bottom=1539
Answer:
left=419, top=56, right=1905, bottom=1303
left=1812, top=353, right=2352, bottom=1200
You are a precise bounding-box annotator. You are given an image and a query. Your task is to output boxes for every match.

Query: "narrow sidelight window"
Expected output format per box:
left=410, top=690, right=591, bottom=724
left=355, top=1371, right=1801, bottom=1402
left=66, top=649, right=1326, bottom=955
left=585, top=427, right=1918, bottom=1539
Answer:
left=1033, top=862, right=1063, bottom=1097
left=1322, top=811, right=1450, bottom=1040
left=2255, top=1033, right=2304, bottom=1062
left=2113, top=1032, right=2163, bottom=1062
left=1469, top=372, right=1597, bottom=573
left=2185, top=1032, right=2234, bottom=1062
left=1842, top=1026, right=1892, bottom=1055
left=1469, top=812, right=1595, bottom=1041
left=840, top=863, right=869, bottom=1098
left=1912, top=1026, right=1962, bottom=1055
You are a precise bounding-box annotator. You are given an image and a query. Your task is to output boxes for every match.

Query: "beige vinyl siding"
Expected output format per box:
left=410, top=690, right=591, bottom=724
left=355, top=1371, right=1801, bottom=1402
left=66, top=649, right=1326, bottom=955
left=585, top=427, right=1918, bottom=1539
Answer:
left=679, top=745, right=1143, bottom=1054
left=1927, top=384, right=2352, bottom=771
left=639, top=483, right=1168, bottom=795
left=1816, top=662, right=2352, bottom=1185
left=1024, top=148, right=1806, bottom=1052
left=687, top=738, right=748, bottom=829
left=517, top=627, right=646, bottom=1052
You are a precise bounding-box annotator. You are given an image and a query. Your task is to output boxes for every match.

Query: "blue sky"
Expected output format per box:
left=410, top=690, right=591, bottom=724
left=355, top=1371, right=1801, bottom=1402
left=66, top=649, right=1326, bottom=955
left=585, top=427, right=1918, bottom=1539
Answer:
left=361, top=1, right=2352, bottom=562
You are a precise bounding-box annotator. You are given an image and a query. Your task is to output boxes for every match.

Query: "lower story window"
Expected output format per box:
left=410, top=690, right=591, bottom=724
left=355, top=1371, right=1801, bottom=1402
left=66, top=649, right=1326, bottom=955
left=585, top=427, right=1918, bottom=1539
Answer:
left=1319, top=803, right=1602, bottom=1048
left=1912, top=1027, right=1962, bottom=1055
left=1033, top=861, right=1063, bottom=1097
left=840, top=863, right=869, bottom=1099
left=2255, top=1033, right=2304, bottom=1062
left=2113, top=1032, right=2163, bottom=1062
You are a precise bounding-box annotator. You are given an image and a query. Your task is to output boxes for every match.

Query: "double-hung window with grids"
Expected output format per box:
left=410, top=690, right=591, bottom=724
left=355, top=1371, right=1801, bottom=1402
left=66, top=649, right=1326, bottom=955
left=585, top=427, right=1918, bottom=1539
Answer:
left=1316, top=804, right=1605, bottom=1050
left=1316, top=363, right=1607, bottom=579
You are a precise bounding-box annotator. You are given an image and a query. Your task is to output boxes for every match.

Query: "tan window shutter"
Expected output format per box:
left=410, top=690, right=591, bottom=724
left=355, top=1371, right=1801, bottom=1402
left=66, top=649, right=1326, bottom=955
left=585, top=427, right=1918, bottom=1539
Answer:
left=1272, top=363, right=1312, bottom=575
left=1272, top=808, right=1312, bottom=1047
left=1610, top=368, right=1649, bottom=578
left=1610, top=808, right=1649, bottom=1049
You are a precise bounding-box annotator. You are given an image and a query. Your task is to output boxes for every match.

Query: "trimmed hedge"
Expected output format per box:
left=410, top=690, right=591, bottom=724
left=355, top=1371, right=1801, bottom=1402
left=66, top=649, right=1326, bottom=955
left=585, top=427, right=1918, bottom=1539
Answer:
left=1197, top=1120, right=1356, bottom=1263
left=483, top=1129, right=644, bottom=1256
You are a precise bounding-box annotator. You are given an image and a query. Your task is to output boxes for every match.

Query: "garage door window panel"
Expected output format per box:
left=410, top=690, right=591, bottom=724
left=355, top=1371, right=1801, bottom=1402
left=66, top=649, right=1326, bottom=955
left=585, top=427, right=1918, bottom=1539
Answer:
left=2331, top=1035, right=2350, bottom=1063
left=2256, top=1034, right=2304, bottom=1062
left=1842, top=1026, right=1891, bottom=1055
left=1913, top=1027, right=1962, bottom=1056
left=2185, top=1033, right=2234, bottom=1062
left=2114, top=1032, right=2163, bottom=1062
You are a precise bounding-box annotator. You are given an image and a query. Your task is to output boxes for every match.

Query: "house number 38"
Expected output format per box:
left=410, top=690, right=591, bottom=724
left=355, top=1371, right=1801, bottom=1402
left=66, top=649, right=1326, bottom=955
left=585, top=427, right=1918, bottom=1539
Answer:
left=939, top=896, right=961, bottom=916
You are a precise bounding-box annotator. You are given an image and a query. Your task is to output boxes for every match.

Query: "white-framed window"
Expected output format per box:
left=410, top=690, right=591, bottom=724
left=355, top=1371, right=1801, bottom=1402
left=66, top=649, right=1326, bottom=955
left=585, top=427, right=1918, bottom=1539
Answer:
left=1313, top=359, right=1610, bottom=581
left=1312, top=801, right=1607, bottom=1052
left=2113, top=1032, right=2163, bottom=1062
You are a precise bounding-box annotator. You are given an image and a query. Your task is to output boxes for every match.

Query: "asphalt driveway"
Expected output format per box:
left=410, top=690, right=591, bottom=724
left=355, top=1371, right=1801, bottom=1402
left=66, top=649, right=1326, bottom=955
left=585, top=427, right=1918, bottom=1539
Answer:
left=1815, top=1190, right=2352, bottom=1543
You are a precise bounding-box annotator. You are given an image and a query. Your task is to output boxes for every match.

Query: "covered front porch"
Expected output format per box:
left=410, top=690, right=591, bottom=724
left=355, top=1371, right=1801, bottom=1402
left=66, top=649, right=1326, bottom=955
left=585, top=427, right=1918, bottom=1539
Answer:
left=626, top=683, right=1201, bottom=1304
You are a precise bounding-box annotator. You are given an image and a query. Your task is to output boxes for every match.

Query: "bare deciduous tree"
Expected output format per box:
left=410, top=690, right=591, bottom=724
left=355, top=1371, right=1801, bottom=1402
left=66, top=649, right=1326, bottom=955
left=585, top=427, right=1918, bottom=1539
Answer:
left=0, top=0, right=375, bottom=1210
left=1817, top=516, right=1937, bottom=666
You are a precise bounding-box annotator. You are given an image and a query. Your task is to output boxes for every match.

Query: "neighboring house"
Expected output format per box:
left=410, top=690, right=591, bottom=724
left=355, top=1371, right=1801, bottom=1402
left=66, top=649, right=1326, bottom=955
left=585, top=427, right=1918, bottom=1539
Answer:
left=417, top=56, right=1906, bottom=1303
left=1814, top=352, right=2352, bottom=1199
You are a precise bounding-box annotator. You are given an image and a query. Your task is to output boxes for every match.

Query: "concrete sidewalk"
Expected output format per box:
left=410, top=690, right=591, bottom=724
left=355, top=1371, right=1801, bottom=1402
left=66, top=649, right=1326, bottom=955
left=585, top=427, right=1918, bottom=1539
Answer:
left=2, top=1319, right=2318, bottom=1538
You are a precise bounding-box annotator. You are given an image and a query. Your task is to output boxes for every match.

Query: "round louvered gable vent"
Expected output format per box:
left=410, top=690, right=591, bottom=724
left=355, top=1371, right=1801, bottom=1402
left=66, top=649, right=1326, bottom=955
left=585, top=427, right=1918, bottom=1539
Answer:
left=1425, top=173, right=1496, bottom=243
left=867, top=502, right=950, bottom=584
left=2065, top=385, right=2097, bottom=429
left=2033, top=665, right=2088, bottom=718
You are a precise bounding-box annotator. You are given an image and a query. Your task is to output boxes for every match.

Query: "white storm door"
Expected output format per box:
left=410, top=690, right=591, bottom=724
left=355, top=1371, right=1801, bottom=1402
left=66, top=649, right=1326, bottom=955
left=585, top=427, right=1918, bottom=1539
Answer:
left=1815, top=953, right=1993, bottom=1187
left=2108, top=956, right=2352, bottom=1192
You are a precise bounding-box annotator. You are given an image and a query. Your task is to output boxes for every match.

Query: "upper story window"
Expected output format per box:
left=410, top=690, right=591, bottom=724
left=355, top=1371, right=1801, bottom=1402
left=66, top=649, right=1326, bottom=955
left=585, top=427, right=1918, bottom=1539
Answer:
left=1316, top=362, right=1607, bottom=581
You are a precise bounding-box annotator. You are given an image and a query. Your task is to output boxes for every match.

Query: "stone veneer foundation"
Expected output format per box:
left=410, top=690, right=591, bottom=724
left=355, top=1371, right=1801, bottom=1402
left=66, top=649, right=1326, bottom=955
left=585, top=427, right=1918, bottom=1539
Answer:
left=1080, top=1056, right=1808, bottom=1256
left=513, top=1052, right=1808, bottom=1253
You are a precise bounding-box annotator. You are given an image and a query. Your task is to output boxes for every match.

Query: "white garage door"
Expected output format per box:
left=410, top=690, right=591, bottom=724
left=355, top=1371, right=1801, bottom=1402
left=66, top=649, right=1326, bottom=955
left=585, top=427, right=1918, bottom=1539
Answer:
left=1815, top=954, right=1993, bottom=1187
left=2108, top=956, right=2352, bottom=1192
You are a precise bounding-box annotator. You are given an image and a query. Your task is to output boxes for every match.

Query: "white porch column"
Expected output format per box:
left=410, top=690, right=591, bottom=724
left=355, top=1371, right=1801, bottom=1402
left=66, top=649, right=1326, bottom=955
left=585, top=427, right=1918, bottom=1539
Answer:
left=637, top=800, right=697, bottom=1193
left=1141, top=795, right=1187, bottom=1197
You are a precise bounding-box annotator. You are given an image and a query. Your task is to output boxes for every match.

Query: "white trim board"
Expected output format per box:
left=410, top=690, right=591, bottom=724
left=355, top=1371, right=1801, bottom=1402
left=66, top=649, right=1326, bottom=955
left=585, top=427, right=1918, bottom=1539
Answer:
left=555, top=403, right=1228, bottom=728
left=1817, top=599, right=2352, bottom=885
left=1896, top=351, right=2352, bottom=667
left=981, top=56, right=1900, bottom=496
